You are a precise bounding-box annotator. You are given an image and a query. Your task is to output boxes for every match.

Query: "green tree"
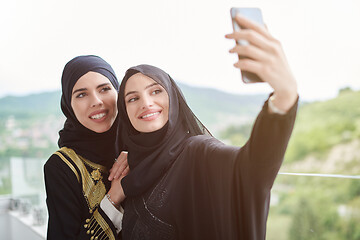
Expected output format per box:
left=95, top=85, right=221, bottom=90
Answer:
left=289, top=198, right=321, bottom=240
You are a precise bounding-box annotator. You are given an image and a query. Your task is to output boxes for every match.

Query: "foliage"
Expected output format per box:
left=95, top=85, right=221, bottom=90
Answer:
left=267, top=174, right=360, bottom=240
left=219, top=89, right=360, bottom=239
left=219, top=123, right=252, bottom=146
left=178, top=83, right=265, bottom=127
left=220, top=89, right=360, bottom=163
left=285, top=90, right=360, bottom=162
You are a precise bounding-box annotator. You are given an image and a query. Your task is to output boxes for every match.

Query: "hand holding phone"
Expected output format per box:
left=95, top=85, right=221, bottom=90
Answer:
left=226, top=8, right=298, bottom=113
left=230, top=8, right=265, bottom=83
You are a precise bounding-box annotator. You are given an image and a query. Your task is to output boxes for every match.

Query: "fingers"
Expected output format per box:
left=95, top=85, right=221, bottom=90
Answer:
left=108, top=163, right=119, bottom=180
left=120, top=166, right=130, bottom=179
left=226, top=14, right=279, bottom=54
left=226, top=29, right=274, bottom=53
left=108, top=151, right=128, bottom=181
left=226, top=14, right=297, bottom=100
left=123, top=165, right=130, bottom=175
left=233, top=58, right=263, bottom=78
left=234, top=15, right=272, bottom=40
left=110, top=162, right=128, bottom=180
left=117, top=151, right=128, bottom=163
left=229, top=44, right=268, bottom=62
left=225, top=14, right=284, bottom=83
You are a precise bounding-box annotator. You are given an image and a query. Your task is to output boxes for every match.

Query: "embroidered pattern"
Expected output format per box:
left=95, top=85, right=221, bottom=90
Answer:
left=56, top=147, right=116, bottom=240
left=91, top=169, right=102, bottom=181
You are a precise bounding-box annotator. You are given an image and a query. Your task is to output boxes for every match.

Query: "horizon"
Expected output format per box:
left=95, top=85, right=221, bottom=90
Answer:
left=0, top=80, right=356, bottom=103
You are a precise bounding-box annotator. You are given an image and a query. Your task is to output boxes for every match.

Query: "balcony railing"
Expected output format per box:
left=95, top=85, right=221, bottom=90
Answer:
left=1, top=157, right=359, bottom=239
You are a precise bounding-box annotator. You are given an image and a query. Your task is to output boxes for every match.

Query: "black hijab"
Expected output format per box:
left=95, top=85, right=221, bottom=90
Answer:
left=58, top=55, right=120, bottom=168
left=118, top=64, right=211, bottom=197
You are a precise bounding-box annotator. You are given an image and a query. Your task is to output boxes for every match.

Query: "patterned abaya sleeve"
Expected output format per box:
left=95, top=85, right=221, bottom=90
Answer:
left=44, top=154, right=122, bottom=240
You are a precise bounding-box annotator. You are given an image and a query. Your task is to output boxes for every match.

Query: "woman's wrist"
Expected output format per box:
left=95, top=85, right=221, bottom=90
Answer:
left=107, top=186, right=125, bottom=206
left=105, top=193, right=121, bottom=209
left=270, top=88, right=298, bottom=114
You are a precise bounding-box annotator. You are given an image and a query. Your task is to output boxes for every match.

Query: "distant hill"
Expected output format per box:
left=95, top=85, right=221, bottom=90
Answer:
left=2, top=83, right=360, bottom=171
left=0, top=82, right=267, bottom=132
left=177, top=83, right=266, bottom=131
left=285, top=88, right=360, bottom=163
left=219, top=88, right=360, bottom=173
left=0, top=82, right=268, bottom=158
left=0, top=91, right=62, bottom=118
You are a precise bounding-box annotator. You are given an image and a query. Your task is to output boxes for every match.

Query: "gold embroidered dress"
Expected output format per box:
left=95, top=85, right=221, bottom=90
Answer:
left=44, top=147, right=120, bottom=240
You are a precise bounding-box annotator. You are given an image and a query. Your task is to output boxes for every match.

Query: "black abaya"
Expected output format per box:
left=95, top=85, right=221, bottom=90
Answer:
left=117, top=64, right=298, bottom=240
left=121, top=98, right=297, bottom=239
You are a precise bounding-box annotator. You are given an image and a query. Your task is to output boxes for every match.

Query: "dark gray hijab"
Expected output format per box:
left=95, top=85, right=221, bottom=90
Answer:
left=58, top=55, right=120, bottom=168
left=118, top=64, right=211, bottom=197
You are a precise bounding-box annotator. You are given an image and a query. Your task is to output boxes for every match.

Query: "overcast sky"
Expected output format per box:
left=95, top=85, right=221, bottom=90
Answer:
left=1, top=0, right=359, bottom=101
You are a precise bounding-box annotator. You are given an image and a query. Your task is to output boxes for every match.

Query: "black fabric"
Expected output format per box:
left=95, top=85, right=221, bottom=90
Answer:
left=44, top=154, right=121, bottom=239
left=122, top=99, right=298, bottom=240
left=118, top=64, right=210, bottom=197
left=45, top=55, right=122, bottom=239
left=118, top=65, right=298, bottom=239
left=58, top=55, right=120, bottom=167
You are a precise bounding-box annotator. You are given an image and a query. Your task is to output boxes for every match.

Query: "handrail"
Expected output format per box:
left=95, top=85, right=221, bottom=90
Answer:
left=278, top=172, right=360, bottom=179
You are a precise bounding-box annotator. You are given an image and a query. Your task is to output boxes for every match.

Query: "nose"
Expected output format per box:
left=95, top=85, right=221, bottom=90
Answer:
left=90, top=93, right=103, bottom=107
left=140, top=95, right=153, bottom=109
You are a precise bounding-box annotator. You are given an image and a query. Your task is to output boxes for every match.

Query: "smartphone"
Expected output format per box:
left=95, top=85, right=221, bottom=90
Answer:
left=230, top=7, right=264, bottom=83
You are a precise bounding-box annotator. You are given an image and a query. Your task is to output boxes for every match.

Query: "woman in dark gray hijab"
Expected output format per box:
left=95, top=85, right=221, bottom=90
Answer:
left=117, top=15, right=299, bottom=240
left=44, top=55, right=128, bottom=240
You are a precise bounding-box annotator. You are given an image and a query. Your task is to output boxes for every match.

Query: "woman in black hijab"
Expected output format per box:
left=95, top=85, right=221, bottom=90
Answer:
left=44, top=55, right=128, bottom=240
left=118, top=16, right=298, bottom=239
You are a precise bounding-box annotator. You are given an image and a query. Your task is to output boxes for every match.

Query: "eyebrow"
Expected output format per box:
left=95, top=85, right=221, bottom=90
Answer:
left=72, top=83, right=111, bottom=96
left=125, top=82, right=159, bottom=97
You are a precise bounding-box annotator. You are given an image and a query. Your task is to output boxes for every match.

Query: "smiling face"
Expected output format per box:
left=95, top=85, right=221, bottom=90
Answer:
left=71, top=71, right=118, bottom=133
left=124, top=73, right=169, bottom=133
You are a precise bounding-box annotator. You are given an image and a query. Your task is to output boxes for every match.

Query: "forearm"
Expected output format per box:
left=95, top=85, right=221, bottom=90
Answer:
left=247, top=95, right=298, bottom=169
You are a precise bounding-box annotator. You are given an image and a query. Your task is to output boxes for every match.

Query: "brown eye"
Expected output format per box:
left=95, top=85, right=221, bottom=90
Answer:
left=152, top=89, right=162, bottom=95
left=127, top=97, right=138, bottom=103
left=101, top=86, right=112, bottom=92
left=76, top=92, right=87, bottom=98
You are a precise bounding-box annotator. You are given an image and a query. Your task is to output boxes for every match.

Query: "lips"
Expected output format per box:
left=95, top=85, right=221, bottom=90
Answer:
left=90, top=113, right=106, bottom=119
left=138, top=110, right=162, bottom=120
left=89, top=110, right=108, bottom=121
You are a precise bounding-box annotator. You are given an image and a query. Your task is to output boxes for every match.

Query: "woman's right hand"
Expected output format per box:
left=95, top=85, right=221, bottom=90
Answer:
left=108, top=151, right=129, bottom=181
left=107, top=174, right=127, bottom=207
left=226, top=15, right=298, bottom=113
left=107, top=151, right=130, bottom=207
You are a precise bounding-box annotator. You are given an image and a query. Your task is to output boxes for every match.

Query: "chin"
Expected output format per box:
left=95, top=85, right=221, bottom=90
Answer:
left=91, top=124, right=112, bottom=133
left=138, top=123, right=165, bottom=133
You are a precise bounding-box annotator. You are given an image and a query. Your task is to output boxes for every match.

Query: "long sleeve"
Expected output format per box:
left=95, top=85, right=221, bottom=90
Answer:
left=175, top=96, right=298, bottom=240
left=119, top=97, right=298, bottom=240
left=233, top=96, right=298, bottom=239
left=44, top=154, right=121, bottom=240
left=100, top=196, right=124, bottom=234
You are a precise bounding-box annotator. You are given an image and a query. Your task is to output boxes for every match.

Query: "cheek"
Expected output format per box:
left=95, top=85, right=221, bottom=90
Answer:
left=126, top=105, right=136, bottom=123
left=164, top=98, right=170, bottom=120
left=106, top=92, right=118, bottom=109
left=71, top=101, right=84, bottom=119
left=110, top=98, right=118, bottom=113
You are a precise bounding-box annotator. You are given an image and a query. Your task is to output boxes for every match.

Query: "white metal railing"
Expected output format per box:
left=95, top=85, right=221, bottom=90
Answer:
left=279, top=172, right=360, bottom=179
